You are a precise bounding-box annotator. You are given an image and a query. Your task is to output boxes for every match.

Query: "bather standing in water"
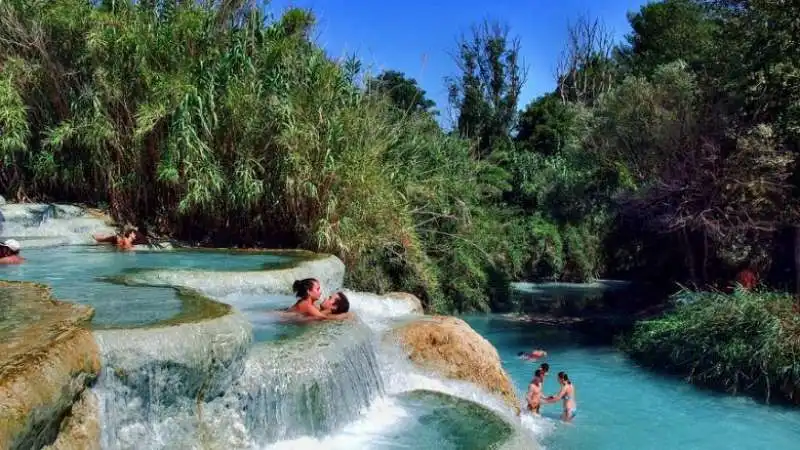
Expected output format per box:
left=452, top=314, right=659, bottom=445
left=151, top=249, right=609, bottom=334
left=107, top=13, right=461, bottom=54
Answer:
left=287, top=278, right=351, bottom=321
left=526, top=368, right=545, bottom=415
left=544, top=371, right=577, bottom=422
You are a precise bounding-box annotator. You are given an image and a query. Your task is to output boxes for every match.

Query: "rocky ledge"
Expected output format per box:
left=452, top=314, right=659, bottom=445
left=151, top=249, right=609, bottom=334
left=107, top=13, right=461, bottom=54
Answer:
left=389, top=315, right=521, bottom=415
left=0, top=281, right=101, bottom=450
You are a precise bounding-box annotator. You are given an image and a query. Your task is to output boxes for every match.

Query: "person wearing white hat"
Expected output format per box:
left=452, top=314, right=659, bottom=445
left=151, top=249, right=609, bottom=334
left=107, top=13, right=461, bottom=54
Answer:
left=0, top=239, right=24, bottom=264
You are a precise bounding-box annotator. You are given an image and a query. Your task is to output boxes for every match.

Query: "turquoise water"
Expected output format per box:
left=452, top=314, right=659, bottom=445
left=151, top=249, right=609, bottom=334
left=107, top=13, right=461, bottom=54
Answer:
left=465, top=316, right=800, bottom=449
left=0, top=246, right=292, bottom=327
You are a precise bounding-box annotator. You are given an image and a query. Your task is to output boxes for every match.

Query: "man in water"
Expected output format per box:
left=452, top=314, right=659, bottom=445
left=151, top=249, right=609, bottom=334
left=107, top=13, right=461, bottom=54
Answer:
left=0, top=239, right=23, bottom=264
left=319, top=291, right=351, bottom=318
left=526, top=368, right=545, bottom=415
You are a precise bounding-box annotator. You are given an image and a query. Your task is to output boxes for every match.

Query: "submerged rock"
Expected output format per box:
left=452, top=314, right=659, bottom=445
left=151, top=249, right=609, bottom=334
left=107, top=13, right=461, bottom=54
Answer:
left=388, top=390, right=538, bottom=450
left=390, top=316, right=521, bottom=415
left=0, top=281, right=100, bottom=450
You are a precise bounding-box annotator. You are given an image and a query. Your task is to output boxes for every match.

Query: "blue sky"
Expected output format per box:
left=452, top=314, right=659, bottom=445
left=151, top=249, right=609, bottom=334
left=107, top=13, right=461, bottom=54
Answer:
left=267, top=0, right=650, bottom=123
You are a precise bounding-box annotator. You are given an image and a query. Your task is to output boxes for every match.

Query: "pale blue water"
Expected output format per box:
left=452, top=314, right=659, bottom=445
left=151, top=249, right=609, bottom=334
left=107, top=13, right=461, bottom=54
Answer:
left=0, top=246, right=293, bottom=327
left=465, top=315, right=800, bottom=450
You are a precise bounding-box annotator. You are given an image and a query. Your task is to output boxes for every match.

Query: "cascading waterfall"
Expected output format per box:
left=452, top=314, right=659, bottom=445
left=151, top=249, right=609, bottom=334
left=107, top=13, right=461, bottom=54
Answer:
left=0, top=203, right=540, bottom=449
left=0, top=203, right=115, bottom=246
left=92, top=309, right=385, bottom=449
left=218, top=320, right=384, bottom=445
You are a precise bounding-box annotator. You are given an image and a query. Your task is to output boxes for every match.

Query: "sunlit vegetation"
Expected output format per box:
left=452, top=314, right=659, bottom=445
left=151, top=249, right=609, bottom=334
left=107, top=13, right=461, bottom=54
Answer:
left=2, top=1, right=799, bottom=323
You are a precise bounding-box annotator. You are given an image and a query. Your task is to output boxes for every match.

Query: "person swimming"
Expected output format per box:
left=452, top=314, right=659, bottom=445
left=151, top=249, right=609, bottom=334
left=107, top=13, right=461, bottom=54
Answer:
left=286, top=278, right=351, bottom=320
left=518, top=349, right=548, bottom=361
left=544, top=371, right=577, bottom=422
left=0, top=239, right=24, bottom=264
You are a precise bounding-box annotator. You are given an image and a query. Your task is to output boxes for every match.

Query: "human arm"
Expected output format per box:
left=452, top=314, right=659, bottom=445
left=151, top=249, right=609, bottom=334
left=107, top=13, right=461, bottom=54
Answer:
left=545, top=386, right=567, bottom=403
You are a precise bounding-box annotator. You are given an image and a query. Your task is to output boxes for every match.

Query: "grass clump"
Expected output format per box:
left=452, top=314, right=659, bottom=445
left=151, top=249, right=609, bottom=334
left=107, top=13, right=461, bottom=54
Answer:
left=622, top=288, right=800, bottom=404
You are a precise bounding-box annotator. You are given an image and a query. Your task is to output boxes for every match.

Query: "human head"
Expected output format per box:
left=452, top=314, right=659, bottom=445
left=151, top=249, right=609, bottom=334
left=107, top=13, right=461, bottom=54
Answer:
left=533, top=368, right=543, bottom=382
left=292, top=278, right=321, bottom=300
left=539, top=363, right=549, bottom=375
left=557, top=371, right=570, bottom=385
left=321, top=291, right=350, bottom=314
left=0, top=239, right=21, bottom=256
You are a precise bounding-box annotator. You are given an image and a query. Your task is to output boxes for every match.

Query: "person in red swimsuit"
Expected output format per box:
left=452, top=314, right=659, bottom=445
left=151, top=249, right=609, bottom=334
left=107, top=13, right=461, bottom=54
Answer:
left=0, top=239, right=24, bottom=264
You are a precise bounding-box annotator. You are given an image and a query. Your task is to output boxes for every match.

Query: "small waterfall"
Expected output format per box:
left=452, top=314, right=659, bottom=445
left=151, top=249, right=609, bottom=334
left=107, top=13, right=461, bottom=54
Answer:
left=0, top=203, right=115, bottom=246
left=92, top=317, right=384, bottom=449
left=221, top=319, right=384, bottom=444
left=37, top=204, right=56, bottom=226
left=92, top=312, right=253, bottom=449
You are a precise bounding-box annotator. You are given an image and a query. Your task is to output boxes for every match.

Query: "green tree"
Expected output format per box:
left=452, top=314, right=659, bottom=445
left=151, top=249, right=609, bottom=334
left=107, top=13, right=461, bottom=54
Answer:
left=619, top=0, right=718, bottom=76
left=515, top=93, right=578, bottom=156
left=368, top=70, right=437, bottom=115
left=446, top=19, right=525, bottom=158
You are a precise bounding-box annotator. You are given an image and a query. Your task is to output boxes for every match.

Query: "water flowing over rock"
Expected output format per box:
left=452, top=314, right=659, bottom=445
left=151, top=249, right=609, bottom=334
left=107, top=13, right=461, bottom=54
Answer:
left=0, top=203, right=115, bottom=247
left=0, top=281, right=100, bottom=450
left=120, top=254, right=346, bottom=298
left=0, top=218, right=542, bottom=449
left=93, top=317, right=384, bottom=449
left=389, top=316, right=521, bottom=415
left=222, top=319, right=384, bottom=445
left=93, top=310, right=252, bottom=413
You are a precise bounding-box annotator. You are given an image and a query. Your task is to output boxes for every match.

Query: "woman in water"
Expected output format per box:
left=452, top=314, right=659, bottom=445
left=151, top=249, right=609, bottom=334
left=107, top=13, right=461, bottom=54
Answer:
left=287, top=278, right=350, bottom=320
left=93, top=228, right=137, bottom=250
left=545, top=371, right=577, bottom=422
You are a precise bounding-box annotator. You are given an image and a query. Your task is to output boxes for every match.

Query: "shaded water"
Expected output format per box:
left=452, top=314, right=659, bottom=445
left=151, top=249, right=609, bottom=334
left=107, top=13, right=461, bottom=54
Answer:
left=465, top=315, right=800, bottom=450
left=0, top=246, right=292, bottom=326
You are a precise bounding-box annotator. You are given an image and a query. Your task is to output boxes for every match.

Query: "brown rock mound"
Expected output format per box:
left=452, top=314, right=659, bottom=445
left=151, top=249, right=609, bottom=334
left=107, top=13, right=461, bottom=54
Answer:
left=391, top=316, right=520, bottom=414
left=0, top=281, right=100, bottom=450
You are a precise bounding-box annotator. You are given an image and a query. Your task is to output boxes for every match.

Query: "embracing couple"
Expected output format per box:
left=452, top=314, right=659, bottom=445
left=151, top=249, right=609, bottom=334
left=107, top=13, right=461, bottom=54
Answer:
left=286, top=277, right=351, bottom=321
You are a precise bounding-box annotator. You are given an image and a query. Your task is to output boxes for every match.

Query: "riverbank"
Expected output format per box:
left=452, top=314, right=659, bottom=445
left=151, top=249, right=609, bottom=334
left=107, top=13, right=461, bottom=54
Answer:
left=621, top=288, right=800, bottom=405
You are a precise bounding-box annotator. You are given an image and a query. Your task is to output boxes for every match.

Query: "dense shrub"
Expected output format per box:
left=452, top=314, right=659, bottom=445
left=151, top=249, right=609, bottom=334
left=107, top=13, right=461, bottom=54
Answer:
left=622, top=288, right=800, bottom=404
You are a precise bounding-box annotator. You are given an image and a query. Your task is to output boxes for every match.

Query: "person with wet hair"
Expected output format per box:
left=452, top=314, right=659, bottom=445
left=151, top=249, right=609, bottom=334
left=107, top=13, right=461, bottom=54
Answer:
left=0, top=239, right=24, bottom=264
left=319, top=291, right=351, bottom=316
left=539, top=362, right=550, bottom=380
left=287, top=278, right=350, bottom=320
left=92, top=227, right=137, bottom=250
left=544, top=371, right=577, bottom=422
